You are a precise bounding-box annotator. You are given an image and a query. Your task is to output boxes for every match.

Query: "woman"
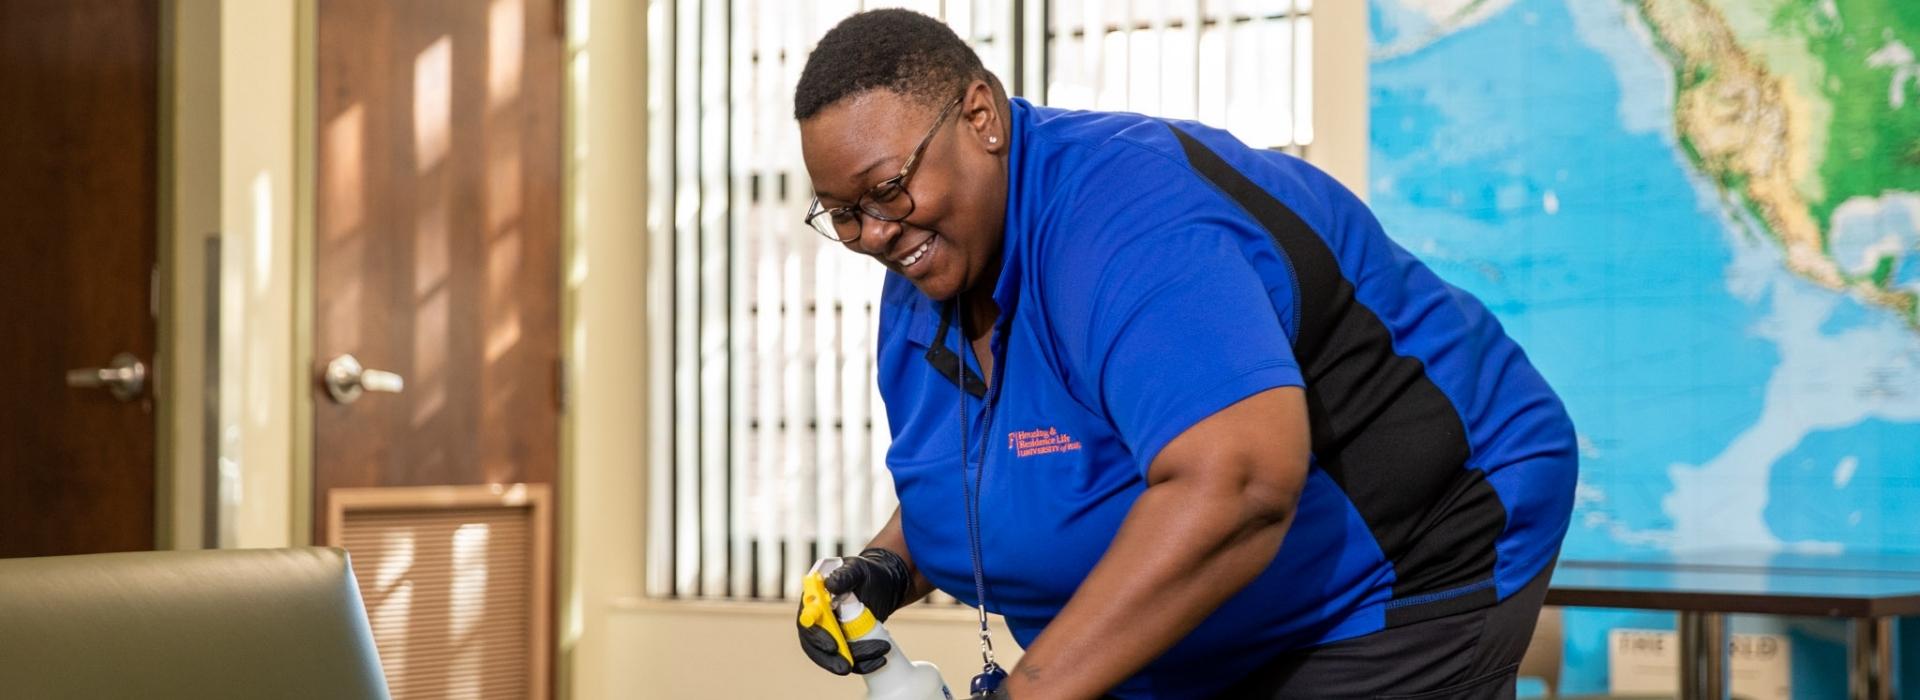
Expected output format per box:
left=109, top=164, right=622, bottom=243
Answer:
left=791, top=9, right=1578, bottom=700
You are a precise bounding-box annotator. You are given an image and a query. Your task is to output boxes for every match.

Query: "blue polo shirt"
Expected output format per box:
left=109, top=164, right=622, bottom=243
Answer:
left=875, top=99, right=1578, bottom=698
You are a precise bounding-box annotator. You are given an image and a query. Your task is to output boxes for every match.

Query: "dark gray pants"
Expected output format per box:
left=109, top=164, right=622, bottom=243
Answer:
left=1213, top=563, right=1555, bottom=699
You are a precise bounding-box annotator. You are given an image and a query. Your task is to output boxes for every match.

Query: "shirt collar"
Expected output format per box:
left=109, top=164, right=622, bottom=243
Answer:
left=900, top=99, right=1036, bottom=398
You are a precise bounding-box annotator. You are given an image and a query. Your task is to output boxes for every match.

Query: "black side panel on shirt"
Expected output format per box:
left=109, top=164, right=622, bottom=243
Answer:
left=1165, top=124, right=1505, bottom=627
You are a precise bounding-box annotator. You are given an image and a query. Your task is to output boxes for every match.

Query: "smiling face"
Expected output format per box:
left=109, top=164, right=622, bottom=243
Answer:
left=799, top=82, right=1009, bottom=302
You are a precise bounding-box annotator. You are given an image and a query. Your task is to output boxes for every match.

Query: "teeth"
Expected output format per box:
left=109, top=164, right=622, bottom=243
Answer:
left=900, top=239, right=931, bottom=267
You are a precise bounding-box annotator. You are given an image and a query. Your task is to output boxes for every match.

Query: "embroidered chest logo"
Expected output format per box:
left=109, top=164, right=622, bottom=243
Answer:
left=1009, top=427, right=1082, bottom=458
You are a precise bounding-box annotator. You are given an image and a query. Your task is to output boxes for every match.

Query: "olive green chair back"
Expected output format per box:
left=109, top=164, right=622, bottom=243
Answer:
left=0, top=547, right=389, bottom=699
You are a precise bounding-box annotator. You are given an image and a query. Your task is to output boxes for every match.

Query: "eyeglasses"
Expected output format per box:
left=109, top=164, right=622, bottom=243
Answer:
left=805, top=94, right=964, bottom=243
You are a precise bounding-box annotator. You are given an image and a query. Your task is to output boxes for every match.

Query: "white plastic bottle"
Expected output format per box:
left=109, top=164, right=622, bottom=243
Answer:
left=810, top=557, right=953, bottom=700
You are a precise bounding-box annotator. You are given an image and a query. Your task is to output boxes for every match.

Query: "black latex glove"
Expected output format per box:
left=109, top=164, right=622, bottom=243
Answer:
left=796, top=618, right=891, bottom=675
left=795, top=548, right=916, bottom=676
left=825, top=547, right=915, bottom=622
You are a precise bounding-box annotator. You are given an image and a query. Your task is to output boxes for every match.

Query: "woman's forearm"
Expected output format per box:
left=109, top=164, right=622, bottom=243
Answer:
left=1002, top=386, right=1310, bottom=699
left=1001, top=476, right=1294, bottom=699
left=865, top=505, right=938, bottom=605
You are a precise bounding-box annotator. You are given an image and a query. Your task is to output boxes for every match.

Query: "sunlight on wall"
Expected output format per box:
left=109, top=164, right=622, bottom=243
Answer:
left=490, top=0, right=526, bottom=110
left=414, top=36, right=454, bottom=171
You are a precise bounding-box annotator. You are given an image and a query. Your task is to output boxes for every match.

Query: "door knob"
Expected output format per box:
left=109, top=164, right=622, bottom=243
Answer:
left=66, top=352, right=148, bottom=402
left=324, top=354, right=404, bottom=404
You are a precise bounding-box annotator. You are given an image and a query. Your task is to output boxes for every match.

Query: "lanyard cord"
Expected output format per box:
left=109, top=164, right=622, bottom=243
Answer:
left=957, top=298, right=1005, bottom=674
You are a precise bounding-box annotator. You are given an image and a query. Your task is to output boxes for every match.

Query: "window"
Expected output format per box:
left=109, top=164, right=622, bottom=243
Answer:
left=645, top=0, right=1314, bottom=600
left=1046, top=0, right=1313, bottom=153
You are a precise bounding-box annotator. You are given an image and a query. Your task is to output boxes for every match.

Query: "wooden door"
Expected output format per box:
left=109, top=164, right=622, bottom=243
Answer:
left=314, top=0, right=562, bottom=527
left=314, top=2, right=562, bottom=695
left=0, top=0, right=160, bottom=558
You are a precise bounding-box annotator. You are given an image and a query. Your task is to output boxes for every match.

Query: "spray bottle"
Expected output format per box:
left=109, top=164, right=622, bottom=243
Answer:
left=802, top=557, right=954, bottom=700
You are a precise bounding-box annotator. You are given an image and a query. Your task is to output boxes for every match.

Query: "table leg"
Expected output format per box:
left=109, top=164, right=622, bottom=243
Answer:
left=1678, top=611, right=1728, bottom=700
left=1848, top=617, right=1895, bottom=700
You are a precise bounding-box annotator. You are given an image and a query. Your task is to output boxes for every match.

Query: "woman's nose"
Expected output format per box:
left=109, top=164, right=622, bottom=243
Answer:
left=851, top=214, right=903, bottom=256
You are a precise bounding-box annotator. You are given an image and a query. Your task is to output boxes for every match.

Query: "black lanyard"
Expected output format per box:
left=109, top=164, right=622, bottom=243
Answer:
left=941, top=298, right=1010, bottom=692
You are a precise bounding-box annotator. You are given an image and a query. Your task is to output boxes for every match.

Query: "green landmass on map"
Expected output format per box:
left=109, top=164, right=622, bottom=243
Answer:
left=1775, top=0, right=1920, bottom=230
left=1633, top=0, right=1920, bottom=328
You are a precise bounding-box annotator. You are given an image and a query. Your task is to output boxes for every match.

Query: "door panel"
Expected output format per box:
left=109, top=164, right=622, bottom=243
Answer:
left=314, top=0, right=561, bottom=536
left=0, top=0, right=160, bottom=557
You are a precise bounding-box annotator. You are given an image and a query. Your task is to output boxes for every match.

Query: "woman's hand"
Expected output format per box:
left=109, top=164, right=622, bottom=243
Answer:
left=795, top=600, right=893, bottom=675
left=824, top=547, right=918, bottom=621
left=794, top=506, right=937, bottom=676
left=794, top=547, right=919, bottom=675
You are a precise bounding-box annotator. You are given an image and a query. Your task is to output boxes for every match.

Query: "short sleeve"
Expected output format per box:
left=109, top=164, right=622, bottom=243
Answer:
left=1040, top=143, right=1305, bottom=474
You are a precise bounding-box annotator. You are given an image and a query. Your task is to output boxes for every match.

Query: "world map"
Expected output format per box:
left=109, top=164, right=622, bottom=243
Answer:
left=1370, top=0, right=1920, bottom=693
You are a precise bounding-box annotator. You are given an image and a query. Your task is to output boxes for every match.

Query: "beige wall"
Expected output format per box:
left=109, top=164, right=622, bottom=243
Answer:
left=603, top=600, right=1024, bottom=697
left=1313, top=0, right=1370, bottom=199
left=161, top=0, right=220, bottom=549
left=559, top=0, right=649, bottom=695
left=161, top=0, right=302, bottom=551
left=218, top=0, right=301, bottom=550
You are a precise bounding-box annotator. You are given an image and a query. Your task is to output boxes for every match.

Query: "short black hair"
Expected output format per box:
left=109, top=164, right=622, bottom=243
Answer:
left=793, top=9, right=989, bottom=121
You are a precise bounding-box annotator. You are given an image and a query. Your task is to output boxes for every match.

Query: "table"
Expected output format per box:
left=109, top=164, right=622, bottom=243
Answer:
left=1548, top=552, right=1920, bottom=700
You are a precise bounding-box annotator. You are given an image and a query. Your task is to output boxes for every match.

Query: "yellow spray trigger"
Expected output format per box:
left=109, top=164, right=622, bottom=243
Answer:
left=801, top=571, right=855, bottom=665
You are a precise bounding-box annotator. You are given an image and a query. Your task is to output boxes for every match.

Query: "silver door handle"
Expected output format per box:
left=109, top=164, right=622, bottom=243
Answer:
left=324, top=354, right=405, bottom=404
left=66, top=352, right=148, bottom=402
